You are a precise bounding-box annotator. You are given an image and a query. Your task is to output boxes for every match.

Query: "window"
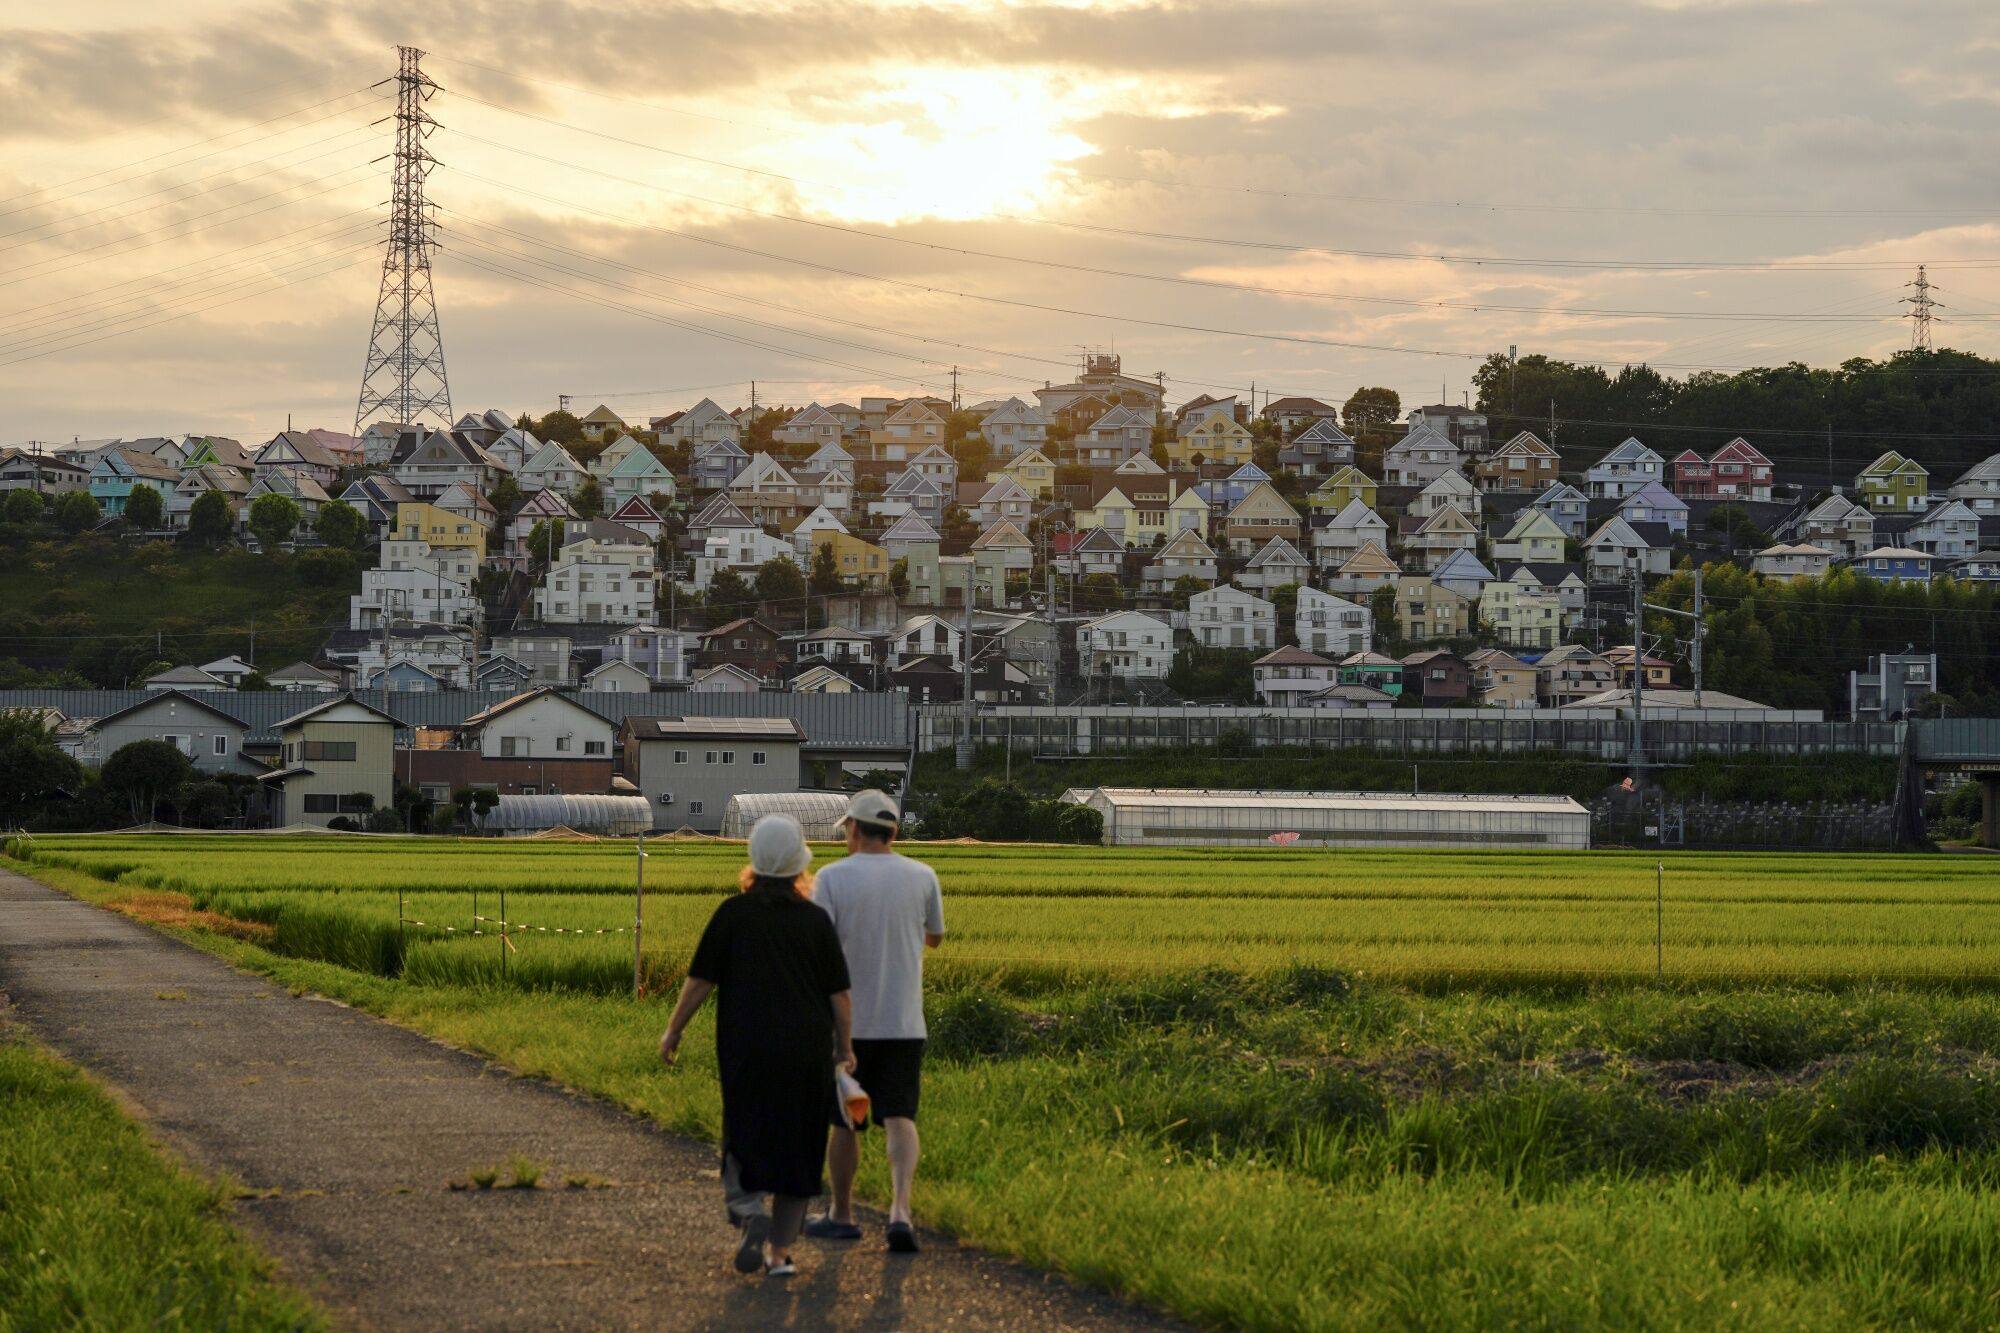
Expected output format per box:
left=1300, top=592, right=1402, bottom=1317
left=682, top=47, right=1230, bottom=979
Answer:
left=673, top=749, right=689, bottom=764
left=705, top=750, right=718, bottom=764
left=689, top=801, right=704, bottom=815
left=213, top=734, right=230, bottom=756
left=500, top=736, right=520, bottom=758
left=752, top=750, right=767, bottom=766
left=555, top=735, right=572, bottom=753
left=304, top=794, right=339, bottom=814
left=302, top=740, right=356, bottom=762
left=720, top=751, right=735, bottom=765
left=584, top=740, right=606, bottom=756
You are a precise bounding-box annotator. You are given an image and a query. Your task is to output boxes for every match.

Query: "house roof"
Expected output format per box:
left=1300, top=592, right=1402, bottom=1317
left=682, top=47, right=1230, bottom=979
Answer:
left=144, top=665, right=229, bottom=688
left=1245, top=536, right=1309, bottom=569
left=625, top=713, right=804, bottom=740
left=457, top=686, right=610, bottom=730
left=1254, top=645, right=1334, bottom=668
left=701, top=617, right=780, bottom=640
left=91, top=688, right=248, bottom=731
left=273, top=693, right=404, bottom=731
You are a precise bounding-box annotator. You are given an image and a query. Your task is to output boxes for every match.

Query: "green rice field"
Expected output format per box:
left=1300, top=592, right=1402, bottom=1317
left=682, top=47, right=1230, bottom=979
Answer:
left=9, top=833, right=2000, bottom=1328
left=9, top=834, right=2000, bottom=991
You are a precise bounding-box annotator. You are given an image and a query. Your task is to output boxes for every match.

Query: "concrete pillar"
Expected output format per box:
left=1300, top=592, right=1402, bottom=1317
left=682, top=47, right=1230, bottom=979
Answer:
left=1983, top=775, right=2000, bottom=849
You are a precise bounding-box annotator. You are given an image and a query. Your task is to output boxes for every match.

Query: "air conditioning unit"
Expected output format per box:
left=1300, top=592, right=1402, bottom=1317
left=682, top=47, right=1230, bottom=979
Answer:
left=656, top=792, right=674, bottom=806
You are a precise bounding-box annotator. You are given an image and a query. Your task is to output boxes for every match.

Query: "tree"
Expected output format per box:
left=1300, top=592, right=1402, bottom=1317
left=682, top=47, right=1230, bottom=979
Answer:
left=1370, top=585, right=1399, bottom=647
left=122, top=484, right=165, bottom=530
left=2, top=488, right=44, bottom=526
left=313, top=499, right=368, bottom=549
left=706, top=569, right=754, bottom=625
left=888, top=557, right=909, bottom=599
left=53, top=489, right=101, bottom=535
left=247, top=493, right=300, bottom=550
left=527, top=518, right=565, bottom=565
left=487, top=475, right=522, bottom=521
left=186, top=490, right=234, bottom=545
left=534, top=410, right=586, bottom=446
left=1342, top=387, right=1402, bottom=433
left=0, top=708, right=82, bottom=827
left=809, top=541, right=843, bottom=596
left=754, top=555, right=806, bottom=606
left=1167, top=644, right=1257, bottom=702
left=100, top=739, right=195, bottom=825
left=572, top=476, right=604, bottom=518
left=451, top=785, right=498, bottom=831
left=939, top=504, right=979, bottom=549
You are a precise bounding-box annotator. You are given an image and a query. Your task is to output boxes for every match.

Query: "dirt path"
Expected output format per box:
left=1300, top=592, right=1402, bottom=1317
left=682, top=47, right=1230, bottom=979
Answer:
left=0, top=869, right=1171, bottom=1331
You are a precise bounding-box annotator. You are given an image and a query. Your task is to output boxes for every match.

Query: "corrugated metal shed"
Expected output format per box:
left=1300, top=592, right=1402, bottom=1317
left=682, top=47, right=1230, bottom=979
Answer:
left=1066, top=787, right=1592, bottom=850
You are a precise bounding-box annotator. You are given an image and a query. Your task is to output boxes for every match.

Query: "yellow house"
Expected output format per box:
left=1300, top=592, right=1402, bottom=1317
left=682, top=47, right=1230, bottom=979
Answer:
left=1220, top=481, right=1302, bottom=555
left=811, top=529, right=890, bottom=589
left=394, top=502, right=486, bottom=558
left=1396, top=576, right=1472, bottom=641
left=1074, top=482, right=1136, bottom=540
left=1167, top=413, right=1254, bottom=466
left=994, top=447, right=1056, bottom=499
left=1309, top=465, right=1378, bottom=513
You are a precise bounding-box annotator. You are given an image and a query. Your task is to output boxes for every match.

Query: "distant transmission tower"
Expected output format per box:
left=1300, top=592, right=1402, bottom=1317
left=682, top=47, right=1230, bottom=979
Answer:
left=1903, top=264, right=1939, bottom=351
left=354, top=46, right=451, bottom=434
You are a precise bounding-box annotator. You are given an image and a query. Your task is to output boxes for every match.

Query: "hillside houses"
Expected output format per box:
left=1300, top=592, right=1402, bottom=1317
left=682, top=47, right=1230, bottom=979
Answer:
left=48, top=369, right=1999, bottom=722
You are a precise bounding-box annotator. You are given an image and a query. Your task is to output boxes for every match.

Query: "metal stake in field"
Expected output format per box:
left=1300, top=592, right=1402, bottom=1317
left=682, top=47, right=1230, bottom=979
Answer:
left=1656, top=861, right=1664, bottom=980
left=633, top=832, right=647, bottom=1001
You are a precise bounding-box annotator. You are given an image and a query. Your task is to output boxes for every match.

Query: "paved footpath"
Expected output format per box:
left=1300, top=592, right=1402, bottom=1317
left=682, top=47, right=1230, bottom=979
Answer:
left=0, top=869, right=1173, bottom=1331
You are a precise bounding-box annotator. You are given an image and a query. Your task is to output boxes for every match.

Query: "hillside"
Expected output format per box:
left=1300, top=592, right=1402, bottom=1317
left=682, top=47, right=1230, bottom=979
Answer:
left=0, top=535, right=362, bottom=686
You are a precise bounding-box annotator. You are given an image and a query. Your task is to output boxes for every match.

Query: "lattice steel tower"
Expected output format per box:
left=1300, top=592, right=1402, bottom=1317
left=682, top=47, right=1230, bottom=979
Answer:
left=354, top=46, right=450, bottom=434
left=1903, top=264, right=1939, bottom=351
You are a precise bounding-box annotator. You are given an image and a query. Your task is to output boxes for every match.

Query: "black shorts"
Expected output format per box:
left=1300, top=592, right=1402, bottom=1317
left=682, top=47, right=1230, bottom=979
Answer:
left=836, top=1038, right=925, bottom=1129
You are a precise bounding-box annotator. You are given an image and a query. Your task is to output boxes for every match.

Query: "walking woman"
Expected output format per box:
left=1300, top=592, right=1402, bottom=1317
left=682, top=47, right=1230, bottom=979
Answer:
left=660, top=815, right=855, bottom=1277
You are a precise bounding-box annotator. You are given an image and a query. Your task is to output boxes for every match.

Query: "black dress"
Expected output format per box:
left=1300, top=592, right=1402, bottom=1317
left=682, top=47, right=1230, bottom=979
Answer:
left=687, top=886, right=851, bottom=1198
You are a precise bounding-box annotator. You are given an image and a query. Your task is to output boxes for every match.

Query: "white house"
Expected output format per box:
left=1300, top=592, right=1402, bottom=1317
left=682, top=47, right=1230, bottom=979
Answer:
left=532, top=536, right=658, bottom=625
left=1382, top=424, right=1461, bottom=487
left=1407, top=470, right=1482, bottom=523
left=1585, top=438, right=1664, bottom=500
left=1583, top=516, right=1671, bottom=579
left=1252, top=646, right=1339, bottom=705
left=1237, top=537, right=1311, bottom=593
left=1615, top=481, right=1689, bottom=536
left=1752, top=543, right=1836, bottom=581
left=1295, top=586, right=1370, bottom=658
left=1947, top=455, right=2000, bottom=512
left=1529, top=481, right=1592, bottom=538
left=1188, top=584, right=1276, bottom=651
left=1899, top=499, right=1982, bottom=560
left=349, top=539, right=481, bottom=629
left=1143, top=530, right=1218, bottom=590
left=1312, top=499, right=1389, bottom=572
left=1075, top=611, right=1174, bottom=680
left=979, top=399, right=1049, bottom=457
left=457, top=687, right=615, bottom=759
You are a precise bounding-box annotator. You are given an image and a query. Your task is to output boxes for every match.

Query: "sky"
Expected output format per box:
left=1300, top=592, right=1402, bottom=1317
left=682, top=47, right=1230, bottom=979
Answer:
left=4, top=0, right=2000, bottom=446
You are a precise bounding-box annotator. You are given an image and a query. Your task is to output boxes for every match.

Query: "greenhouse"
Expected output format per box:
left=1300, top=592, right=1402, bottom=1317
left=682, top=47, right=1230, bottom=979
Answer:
left=721, top=792, right=854, bottom=840
left=486, top=794, right=656, bottom=837
left=1066, top=788, right=1591, bottom=850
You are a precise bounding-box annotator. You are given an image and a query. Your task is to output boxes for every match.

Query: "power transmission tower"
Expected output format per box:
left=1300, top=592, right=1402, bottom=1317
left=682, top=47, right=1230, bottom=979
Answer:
left=1904, top=264, right=1939, bottom=351
left=354, top=46, right=451, bottom=435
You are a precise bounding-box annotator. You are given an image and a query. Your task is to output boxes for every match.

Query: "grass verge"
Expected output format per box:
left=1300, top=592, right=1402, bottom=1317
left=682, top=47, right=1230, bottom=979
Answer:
left=15, top=858, right=2000, bottom=1329
left=0, top=1021, right=321, bottom=1331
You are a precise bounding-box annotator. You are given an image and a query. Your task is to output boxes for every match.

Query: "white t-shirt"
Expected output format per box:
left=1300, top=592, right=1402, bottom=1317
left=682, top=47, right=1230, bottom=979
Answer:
left=812, top=851, right=945, bottom=1040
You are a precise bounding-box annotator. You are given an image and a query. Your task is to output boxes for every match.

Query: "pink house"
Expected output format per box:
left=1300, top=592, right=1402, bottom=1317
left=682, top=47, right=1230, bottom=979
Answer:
left=1671, top=438, right=1773, bottom=501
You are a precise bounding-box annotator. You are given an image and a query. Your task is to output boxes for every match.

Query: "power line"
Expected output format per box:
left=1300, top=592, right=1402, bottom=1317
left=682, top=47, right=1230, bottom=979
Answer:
left=0, top=162, right=378, bottom=290
left=421, top=55, right=2000, bottom=224
left=0, top=249, right=373, bottom=369
left=0, top=123, right=380, bottom=250
left=0, top=86, right=388, bottom=215
left=439, top=117, right=2000, bottom=317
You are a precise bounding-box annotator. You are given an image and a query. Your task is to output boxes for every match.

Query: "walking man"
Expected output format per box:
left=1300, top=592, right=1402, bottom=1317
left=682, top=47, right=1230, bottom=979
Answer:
left=805, top=789, right=943, bottom=1254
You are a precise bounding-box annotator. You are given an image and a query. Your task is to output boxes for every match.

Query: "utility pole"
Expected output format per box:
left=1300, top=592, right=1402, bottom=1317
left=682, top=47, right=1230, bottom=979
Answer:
left=1690, top=566, right=1704, bottom=707
left=354, top=46, right=451, bottom=434
left=1548, top=398, right=1557, bottom=450
left=557, top=394, right=571, bottom=413
left=950, top=365, right=960, bottom=413
left=1044, top=531, right=1059, bottom=704
left=1904, top=264, right=1938, bottom=351
left=1629, top=564, right=1645, bottom=788
left=956, top=561, right=975, bottom=769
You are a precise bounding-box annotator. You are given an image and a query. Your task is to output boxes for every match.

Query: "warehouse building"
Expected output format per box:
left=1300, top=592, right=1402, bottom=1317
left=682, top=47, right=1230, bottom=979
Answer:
left=1065, top=787, right=1590, bottom=850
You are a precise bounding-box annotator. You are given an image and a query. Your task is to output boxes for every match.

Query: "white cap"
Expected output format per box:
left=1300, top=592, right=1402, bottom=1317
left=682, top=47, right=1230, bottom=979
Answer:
left=747, top=814, right=813, bottom=878
left=838, top=788, right=900, bottom=832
